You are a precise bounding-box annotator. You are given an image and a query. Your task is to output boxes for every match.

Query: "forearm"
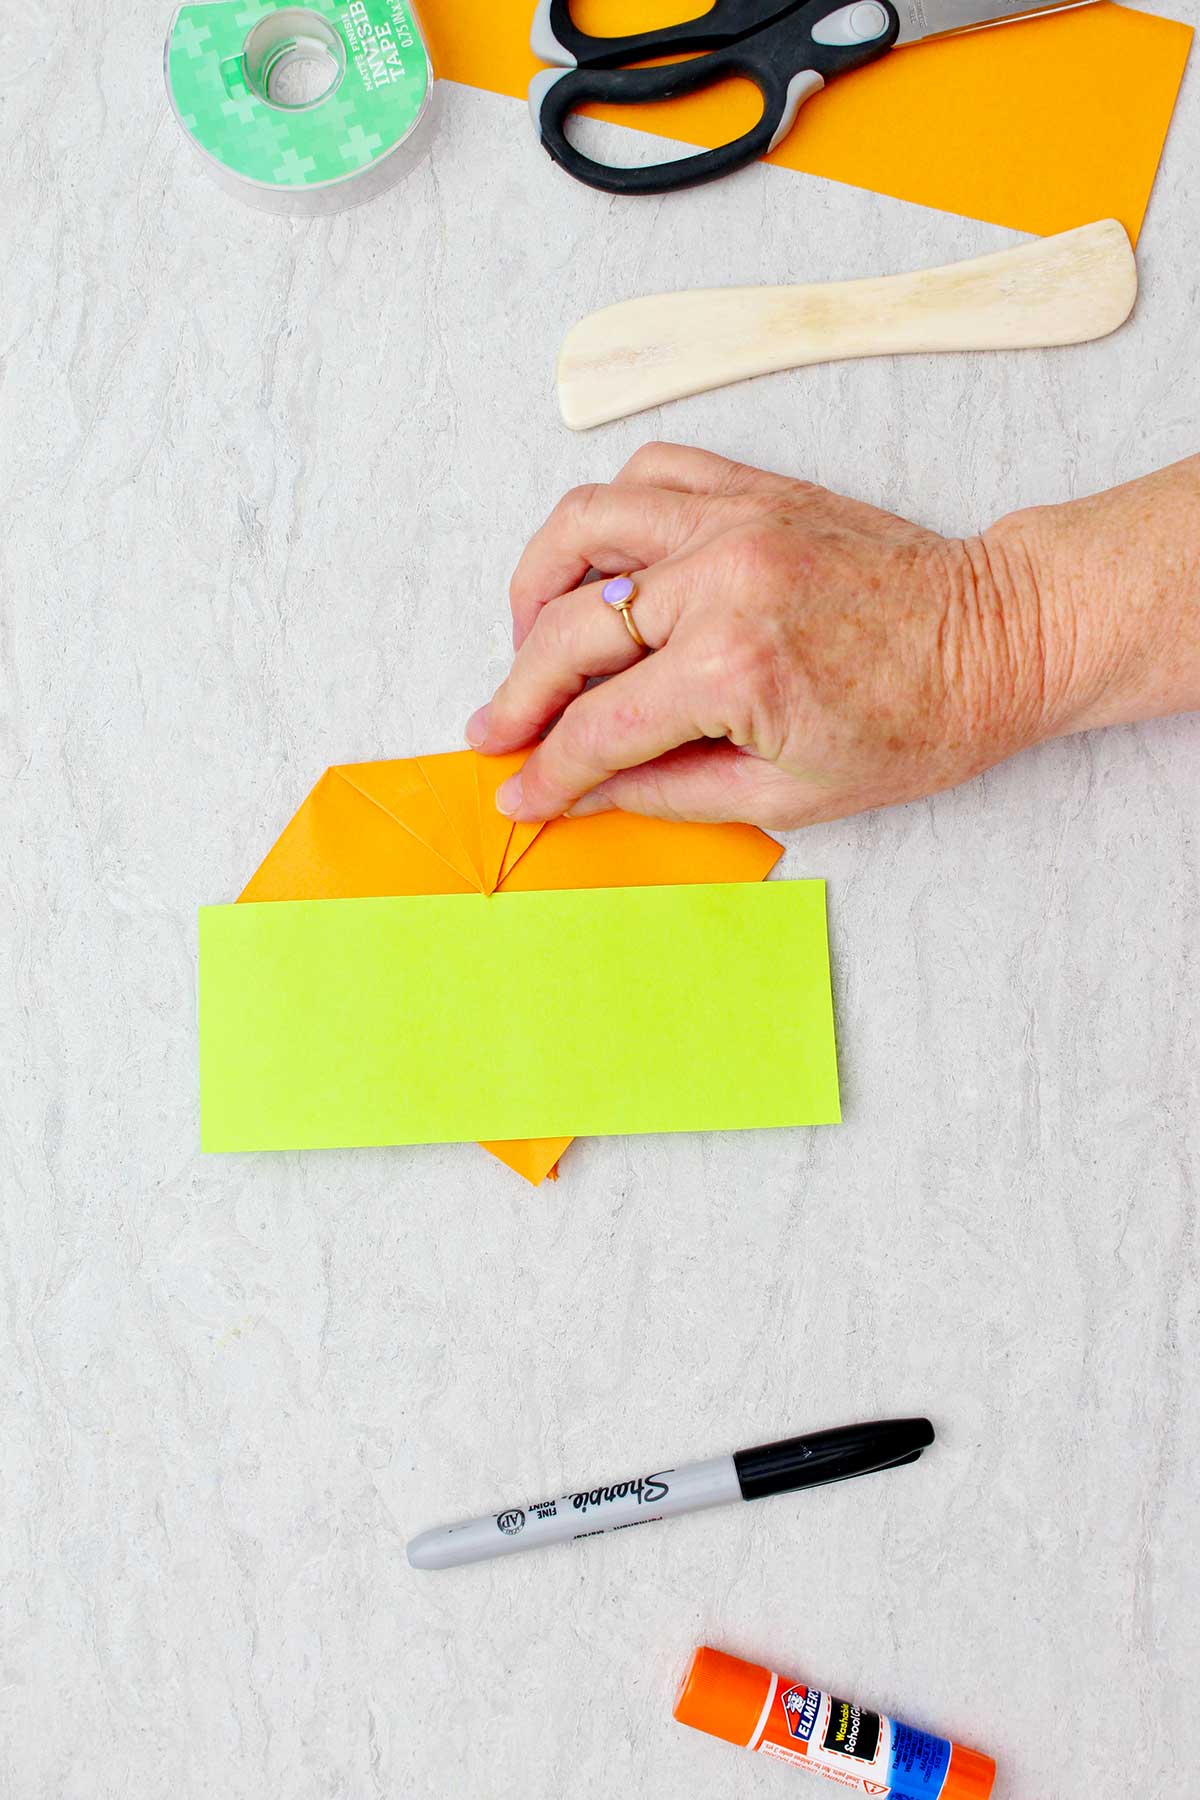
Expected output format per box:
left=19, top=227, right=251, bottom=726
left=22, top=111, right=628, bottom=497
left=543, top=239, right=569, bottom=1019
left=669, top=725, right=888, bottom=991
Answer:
left=986, top=454, right=1200, bottom=742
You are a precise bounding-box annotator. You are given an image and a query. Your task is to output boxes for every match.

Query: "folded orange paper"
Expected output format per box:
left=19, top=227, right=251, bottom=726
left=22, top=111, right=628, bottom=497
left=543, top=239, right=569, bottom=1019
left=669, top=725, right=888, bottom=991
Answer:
left=239, top=750, right=782, bottom=1183
left=424, top=0, right=1191, bottom=240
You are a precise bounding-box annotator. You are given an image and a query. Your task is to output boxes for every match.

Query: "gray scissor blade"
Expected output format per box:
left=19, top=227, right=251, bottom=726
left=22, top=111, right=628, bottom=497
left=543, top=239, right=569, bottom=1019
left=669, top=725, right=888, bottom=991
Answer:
left=892, top=0, right=1095, bottom=47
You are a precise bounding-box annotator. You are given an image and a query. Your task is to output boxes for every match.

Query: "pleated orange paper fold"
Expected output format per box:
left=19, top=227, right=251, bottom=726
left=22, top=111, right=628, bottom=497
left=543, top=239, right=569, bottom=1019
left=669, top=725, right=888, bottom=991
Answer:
left=239, top=750, right=782, bottom=1182
left=424, top=0, right=1191, bottom=241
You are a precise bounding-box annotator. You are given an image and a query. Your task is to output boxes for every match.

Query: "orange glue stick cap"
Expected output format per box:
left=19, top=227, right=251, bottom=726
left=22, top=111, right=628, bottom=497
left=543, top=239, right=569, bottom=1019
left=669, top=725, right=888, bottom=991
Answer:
left=943, top=1743, right=997, bottom=1800
left=674, top=1645, right=995, bottom=1800
left=675, top=1646, right=773, bottom=1746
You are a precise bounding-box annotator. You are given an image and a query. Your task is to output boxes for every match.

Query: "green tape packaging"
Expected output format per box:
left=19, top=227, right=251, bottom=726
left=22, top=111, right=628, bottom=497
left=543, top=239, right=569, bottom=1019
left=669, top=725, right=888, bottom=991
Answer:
left=165, top=0, right=435, bottom=213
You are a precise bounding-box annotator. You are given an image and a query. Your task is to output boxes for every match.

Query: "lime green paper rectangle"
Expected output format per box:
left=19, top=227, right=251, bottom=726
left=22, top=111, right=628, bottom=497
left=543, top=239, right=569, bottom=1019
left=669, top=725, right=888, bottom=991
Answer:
left=199, top=883, right=840, bottom=1150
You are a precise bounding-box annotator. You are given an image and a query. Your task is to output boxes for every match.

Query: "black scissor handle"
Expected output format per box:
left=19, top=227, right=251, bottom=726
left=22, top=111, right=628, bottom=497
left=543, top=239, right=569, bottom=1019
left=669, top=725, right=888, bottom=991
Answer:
left=531, top=0, right=799, bottom=67
left=531, top=53, right=807, bottom=196
left=531, top=2, right=898, bottom=196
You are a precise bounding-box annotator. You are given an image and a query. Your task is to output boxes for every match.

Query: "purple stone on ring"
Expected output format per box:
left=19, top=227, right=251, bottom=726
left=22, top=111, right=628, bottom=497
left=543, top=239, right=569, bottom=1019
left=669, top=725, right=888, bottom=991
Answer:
left=602, top=575, right=635, bottom=606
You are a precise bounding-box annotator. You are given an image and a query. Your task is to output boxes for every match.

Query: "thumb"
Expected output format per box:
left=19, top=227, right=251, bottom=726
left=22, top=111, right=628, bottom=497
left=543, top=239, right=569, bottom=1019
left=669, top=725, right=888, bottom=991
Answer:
left=566, top=742, right=796, bottom=827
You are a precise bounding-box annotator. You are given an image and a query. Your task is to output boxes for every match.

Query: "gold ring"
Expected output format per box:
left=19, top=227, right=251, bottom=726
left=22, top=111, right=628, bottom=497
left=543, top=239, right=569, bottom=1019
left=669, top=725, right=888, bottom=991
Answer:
left=600, top=574, right=648, bottom=652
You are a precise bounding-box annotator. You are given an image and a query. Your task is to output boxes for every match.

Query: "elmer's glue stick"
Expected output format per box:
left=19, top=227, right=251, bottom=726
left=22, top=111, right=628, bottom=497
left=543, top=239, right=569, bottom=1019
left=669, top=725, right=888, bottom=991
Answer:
left=674, top=1646, right=995, bottom=1799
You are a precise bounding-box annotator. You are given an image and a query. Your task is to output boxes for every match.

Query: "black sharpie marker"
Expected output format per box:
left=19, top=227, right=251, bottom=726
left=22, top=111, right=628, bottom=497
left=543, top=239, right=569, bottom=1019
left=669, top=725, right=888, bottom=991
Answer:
left=406, top=1418, right=933, bottom=1570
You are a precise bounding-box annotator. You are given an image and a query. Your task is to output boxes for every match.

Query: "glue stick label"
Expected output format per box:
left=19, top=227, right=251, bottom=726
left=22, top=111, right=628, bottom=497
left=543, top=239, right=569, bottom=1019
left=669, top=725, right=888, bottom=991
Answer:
left=755, top=1681, right=952, bottom=1798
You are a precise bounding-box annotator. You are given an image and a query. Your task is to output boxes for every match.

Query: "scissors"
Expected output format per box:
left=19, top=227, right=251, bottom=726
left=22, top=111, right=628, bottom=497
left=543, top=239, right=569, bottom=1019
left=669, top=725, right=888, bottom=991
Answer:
left=529, top=0, right=1093, bottom=194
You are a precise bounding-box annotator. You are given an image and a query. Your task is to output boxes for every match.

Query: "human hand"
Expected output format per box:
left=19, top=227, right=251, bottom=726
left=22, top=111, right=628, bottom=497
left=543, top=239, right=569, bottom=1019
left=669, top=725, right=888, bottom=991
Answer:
left=464, top=442, right=1064, bottom=830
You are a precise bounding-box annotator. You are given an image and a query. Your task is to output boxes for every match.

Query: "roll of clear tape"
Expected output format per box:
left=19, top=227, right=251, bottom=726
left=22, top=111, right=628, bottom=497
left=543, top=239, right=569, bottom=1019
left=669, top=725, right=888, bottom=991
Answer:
left=165, top=0, right=435, bottom=214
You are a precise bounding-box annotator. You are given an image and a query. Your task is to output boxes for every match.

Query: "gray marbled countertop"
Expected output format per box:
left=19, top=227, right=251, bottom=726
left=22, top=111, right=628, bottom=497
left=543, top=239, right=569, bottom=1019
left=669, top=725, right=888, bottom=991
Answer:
left=3, top=7, right=1198, bottom=1795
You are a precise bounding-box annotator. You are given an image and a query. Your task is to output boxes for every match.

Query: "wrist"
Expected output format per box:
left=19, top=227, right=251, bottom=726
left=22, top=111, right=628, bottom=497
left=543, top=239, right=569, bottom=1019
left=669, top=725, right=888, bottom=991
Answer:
left=981, top=459, right=1200, bottom=741
left=967, top=504, right=1090, bottom=746
left=950, top=515, right=1069, bottom=761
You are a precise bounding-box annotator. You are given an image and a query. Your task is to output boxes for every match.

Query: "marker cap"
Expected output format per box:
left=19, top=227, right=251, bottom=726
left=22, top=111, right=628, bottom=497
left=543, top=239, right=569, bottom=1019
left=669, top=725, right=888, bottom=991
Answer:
left=733, top=1417, right=935, bottom=1501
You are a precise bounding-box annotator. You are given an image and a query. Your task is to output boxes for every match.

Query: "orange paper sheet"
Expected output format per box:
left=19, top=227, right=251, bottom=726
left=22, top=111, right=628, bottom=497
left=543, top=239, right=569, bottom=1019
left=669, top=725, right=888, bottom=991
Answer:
left=239, top=750, right=782, bottom=1184
left=423, top=0, right=1191, bottom=240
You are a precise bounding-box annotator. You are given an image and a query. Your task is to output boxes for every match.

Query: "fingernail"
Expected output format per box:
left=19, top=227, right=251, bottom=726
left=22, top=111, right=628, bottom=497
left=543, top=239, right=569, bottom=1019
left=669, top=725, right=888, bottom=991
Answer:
left=465, top=706, right=490, bottom=749
left=496, top=774, right=523, bottom=817
left=565, top=790, right=614, bottom=818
